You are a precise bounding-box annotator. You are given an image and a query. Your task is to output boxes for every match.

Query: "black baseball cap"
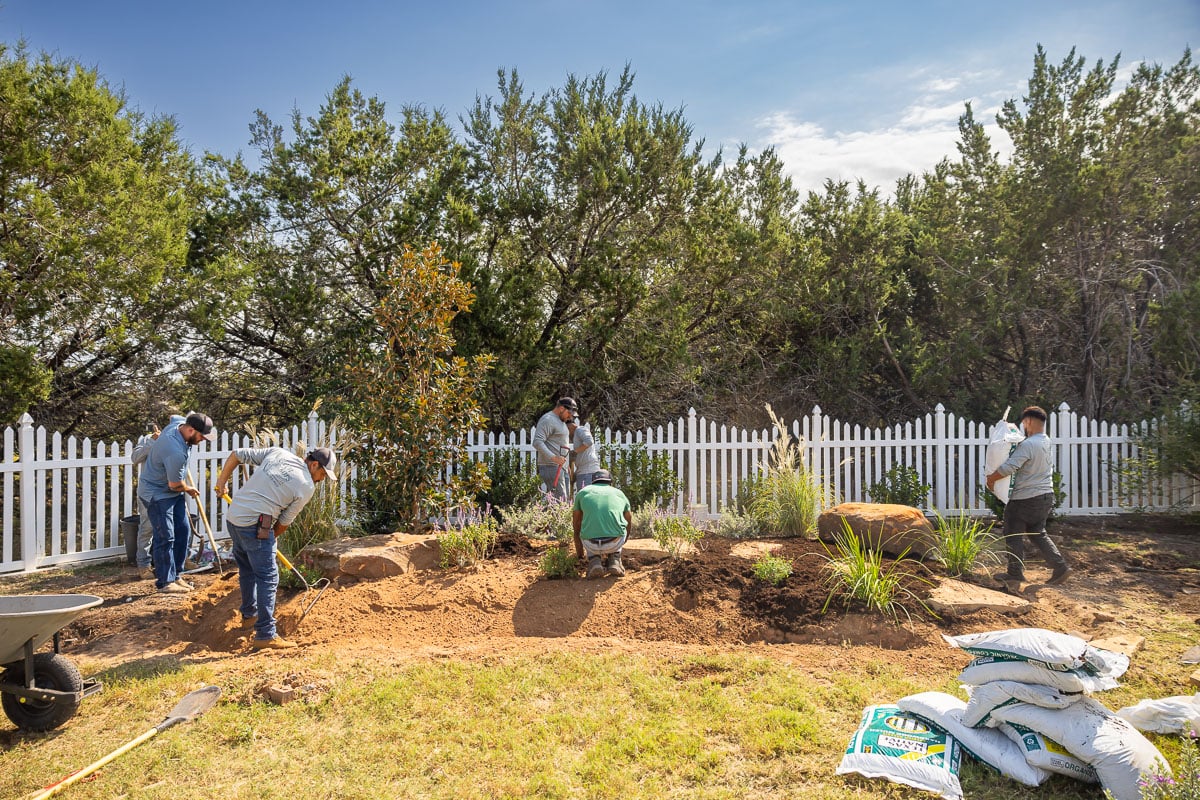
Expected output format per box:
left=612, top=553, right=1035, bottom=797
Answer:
left=184, top=413, right=216, bottom=442
left=592, top=469, right=612, bottom=484
left=558, top=397, right=578, bottom=412
left=306, top=447, right=338, bottom=479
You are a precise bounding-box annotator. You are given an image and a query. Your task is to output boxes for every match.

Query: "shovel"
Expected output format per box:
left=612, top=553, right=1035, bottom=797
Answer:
left=30, top=685, right=221, bottom=799
left=218, top=492, right=330, bottom=629
left=187, top=470, right=233, bottom=577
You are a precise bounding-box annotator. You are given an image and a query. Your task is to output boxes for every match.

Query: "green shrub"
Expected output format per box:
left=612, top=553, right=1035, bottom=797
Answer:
left=473, top=448, right=542, bottom=513
left=744, top=406, right=831, bottom=537
left=711, top=508, right=765, bottom=539
left=820, top=519, right=929, bottom=621
left=929, top=512, right=1000, bottom=577
left=497, top=495, right=574, bottom=543
left=628, top=502, right=658, bottom=539
left=651, top=512, right=704, bottom=559
left=438, top=512, right=499, bottom=568
left=751, top=554, right=793, bottom=586
left=867, top=463, right=930, bottom=508
left=538, top=546, right=578, bottom=579
left=602, top=441, right=681, bottom=509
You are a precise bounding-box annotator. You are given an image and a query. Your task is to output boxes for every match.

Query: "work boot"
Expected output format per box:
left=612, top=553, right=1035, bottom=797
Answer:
left=587, top=556, right=605, bottom=579
left=250, top=636, right=298, bottom=650
left=605, top=554, right=626, bottom=578
left=139, top=566, right=155, bottom=580
left=993, top=571, right=1024, bottom=586
left=158, top=581, right=190, bottom=594
left=237, top=615, right=257, bottom=628
left=175, top=578, right=194, bottom=590
left=1047, top=565, right=1073, bottom=586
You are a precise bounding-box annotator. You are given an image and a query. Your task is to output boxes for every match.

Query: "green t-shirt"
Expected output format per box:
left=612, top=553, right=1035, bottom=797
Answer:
left=572, top=483, right=631, bottom=540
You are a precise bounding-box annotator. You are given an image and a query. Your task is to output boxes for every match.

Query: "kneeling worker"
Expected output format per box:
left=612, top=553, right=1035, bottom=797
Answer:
left=214, top=446, right=338, bottom=649
left=571, top=469, right=631, bottom=579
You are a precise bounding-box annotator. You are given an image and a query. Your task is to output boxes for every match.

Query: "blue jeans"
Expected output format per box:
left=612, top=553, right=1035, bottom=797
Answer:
left=228, top=521, right=280, bottom=640
left=575, top=472, right=598, bottom=491
left=145, top=495, right=190, bottom=589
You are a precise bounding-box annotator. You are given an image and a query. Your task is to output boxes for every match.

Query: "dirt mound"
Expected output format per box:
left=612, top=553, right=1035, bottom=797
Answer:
left=29, top=513, right=1198, bottom=674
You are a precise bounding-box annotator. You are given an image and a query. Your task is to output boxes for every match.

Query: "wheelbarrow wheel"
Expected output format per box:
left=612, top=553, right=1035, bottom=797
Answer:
left=2, top=653, right=84, bottom=731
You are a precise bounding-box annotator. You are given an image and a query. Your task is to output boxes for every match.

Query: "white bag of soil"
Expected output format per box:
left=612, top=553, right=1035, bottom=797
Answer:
left=836, top=704, right=963, bottom=800
left=984, top=414, right=1025, bottom=504
left=897, top=691, right=1050, bottom=787
left=997, top=722, right=1099, bottom=783
left=959, top=657, right=1121, bottom=693
left=961, top=680, right=1084, bottom=728
left=989, top=696, right=1169, bottom=800
left=1117, top=693, right=1200, bottom=735
left=944, top=627, right=1130, bottom=678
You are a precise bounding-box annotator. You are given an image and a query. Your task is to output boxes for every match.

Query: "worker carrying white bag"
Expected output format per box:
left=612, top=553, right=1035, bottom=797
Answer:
left=984, top=406, right=1025, bottom=504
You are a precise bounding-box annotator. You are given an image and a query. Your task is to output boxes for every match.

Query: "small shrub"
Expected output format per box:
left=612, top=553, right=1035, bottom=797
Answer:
left=651, top=512, right=704, bottom=559
left=438, top=511, right=499, bottom=569
left=930, top=512, right=1000, bottom=577
left=602, top=441, right=681, bottom=509
left=744, top=405, right=832, bottom=537
left=711, top=508, right=765, bottom=540
left=628, top=503, right=658, bottom=539
left=867, top=463, right=930, bottom=508
left=752, top=554, right=793, bottom=586
left=538, top=546, right=578, bottom=579
left=278, top=560, right=325, bottom=592
left=820, top=518, right=929, bottom=621
left=497, top=495, right=573, bottom=543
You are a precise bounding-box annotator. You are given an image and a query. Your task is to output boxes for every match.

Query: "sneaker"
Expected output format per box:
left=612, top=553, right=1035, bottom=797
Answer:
left=175, top=578, right=194, bottom=590
left=606, top=554, right=626, bottom=578
left=250, top=636, right=298, bottom=650
left=587, top=556, right=605, bottom=579
left=158, top=581, right=190, bottom=594
left=1047, top=566, right=1072, bottom=586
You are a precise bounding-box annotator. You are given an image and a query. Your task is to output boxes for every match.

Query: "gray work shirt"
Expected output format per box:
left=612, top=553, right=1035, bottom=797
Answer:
left=996, top=432, right=1054, bottom=500
left=572, top=424, right=601, bottom=474
left=226, top=448, right=316, bottom=527
left=532, top=410, right=569, bottom=466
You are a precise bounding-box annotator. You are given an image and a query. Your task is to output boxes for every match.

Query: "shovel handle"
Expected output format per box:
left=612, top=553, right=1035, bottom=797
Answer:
left=30, top=728, right=159, bottom=800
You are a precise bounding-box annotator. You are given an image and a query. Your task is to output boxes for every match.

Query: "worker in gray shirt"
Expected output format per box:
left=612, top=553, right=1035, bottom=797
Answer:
left=986, top=406, right=1070, bottom=587
left=532, top=397, right=577, bottom=500
left=568, top=419, right=601, bottom=490
left=213, top=446, right=337, bottom=649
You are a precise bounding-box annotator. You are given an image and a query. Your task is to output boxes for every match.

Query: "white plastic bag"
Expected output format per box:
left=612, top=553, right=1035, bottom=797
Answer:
left=898, top=691, right=1049, bottom=787
left=989, top=696, right=1169, bottom=800
left=961, top=680, right=1083, bottom=728
left=984, top=410, right=1025, bottom=504
left=944, top=628, right=1130, bottom=678
left=837, top=704, right=963, bottom=800
left=958, top=657, right=1120, bottom=693
left=1116, top=693, right=1200, bottom=735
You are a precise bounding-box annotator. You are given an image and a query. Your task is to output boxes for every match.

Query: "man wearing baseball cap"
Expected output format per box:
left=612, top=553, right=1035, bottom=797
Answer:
left=572, top=469, right=631, bottom=579
left=213, top=445, right=337, bottom=649
left=532, top=397, right=578, bottom=500
left=138, top=412, right=217, bottom=593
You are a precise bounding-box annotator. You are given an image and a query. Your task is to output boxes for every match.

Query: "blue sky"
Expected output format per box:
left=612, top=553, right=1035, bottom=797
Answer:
left=2, top=1, right=1196, bottom=193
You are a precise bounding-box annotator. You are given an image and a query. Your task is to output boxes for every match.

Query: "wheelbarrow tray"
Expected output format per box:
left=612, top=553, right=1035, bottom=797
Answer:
left=0, top=594, right=102, bottom=666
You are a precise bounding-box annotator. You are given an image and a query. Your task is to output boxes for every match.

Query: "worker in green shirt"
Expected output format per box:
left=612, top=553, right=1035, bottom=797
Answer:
left=571, top=469, right=631, bottom=579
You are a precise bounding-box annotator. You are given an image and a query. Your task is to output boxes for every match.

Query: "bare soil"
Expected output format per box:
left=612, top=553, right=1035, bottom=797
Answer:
left=11, top=513, right=1200, bottom=679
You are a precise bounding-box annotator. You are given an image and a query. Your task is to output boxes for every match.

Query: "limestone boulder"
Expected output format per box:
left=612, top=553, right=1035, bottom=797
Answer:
left=817, top=502, right=936, bottom=559
left=925, top=578, right=1031, bottom=616
left=301, top=533, right=442, bottom=581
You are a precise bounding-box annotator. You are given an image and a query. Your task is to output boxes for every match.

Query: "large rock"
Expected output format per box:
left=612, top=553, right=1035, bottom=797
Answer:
left=817, top=502, right=936, bottom=559
left=301, top=533, right=442, bottom=580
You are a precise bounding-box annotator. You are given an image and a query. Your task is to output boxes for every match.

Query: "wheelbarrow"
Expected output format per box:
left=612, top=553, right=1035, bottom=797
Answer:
left=0, top=594, right=104, bottom=731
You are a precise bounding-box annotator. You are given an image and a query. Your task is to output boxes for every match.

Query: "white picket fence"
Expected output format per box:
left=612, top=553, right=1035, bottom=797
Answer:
left=2, top=404, right=1196, bottom=574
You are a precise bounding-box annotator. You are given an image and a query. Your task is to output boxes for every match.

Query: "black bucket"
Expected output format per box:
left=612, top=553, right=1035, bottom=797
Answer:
left=120, top=515, right=142, bottom=565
